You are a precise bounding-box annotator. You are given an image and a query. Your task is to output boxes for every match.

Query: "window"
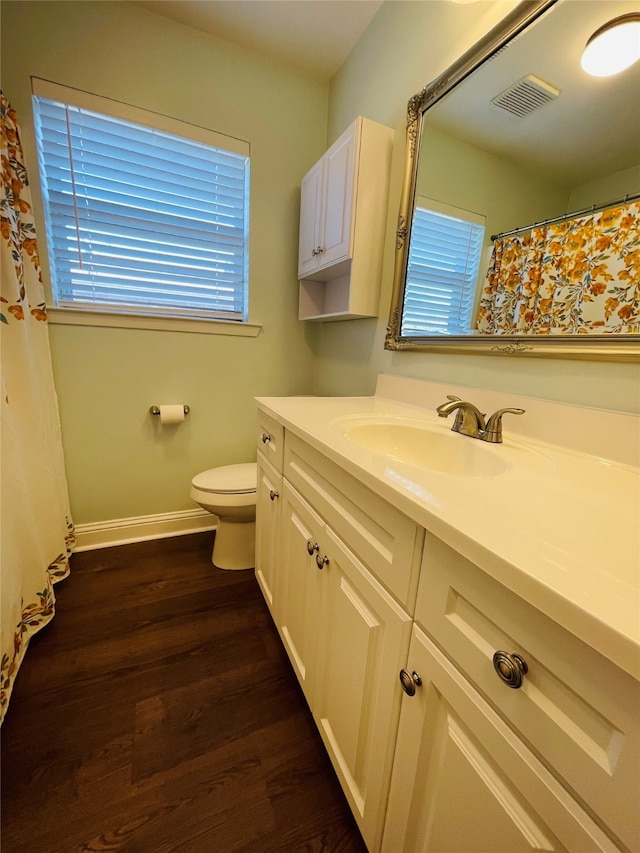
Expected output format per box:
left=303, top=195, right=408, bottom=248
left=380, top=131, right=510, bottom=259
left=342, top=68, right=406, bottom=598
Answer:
left=401, top=199, right=485, bottom=336
left=32, top=80, right=250, bottom=323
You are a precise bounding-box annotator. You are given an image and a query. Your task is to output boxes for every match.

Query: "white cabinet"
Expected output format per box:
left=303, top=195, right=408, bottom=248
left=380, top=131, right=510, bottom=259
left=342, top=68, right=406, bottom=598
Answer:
left=254, top=452, right=281, bottom=617
left=278, top=482, right=324, bottom=701
left=298, top=130, right=354, bottom=278
left=254, top=405, right=638, bottom=853
left=382, top=534, right=638, bottom=853
left=298, top=159, right=325, bottom=279
left=412, top=535, right=640, bottom=852
left=278, top=481, right=412, bottom=851
left=255, top=411, right=285, bottom=616
left=265, top=431, right=422, bottom=851
left=298, top=116, right=393, bottom=321
left=382, top=626, right=619, bottom=853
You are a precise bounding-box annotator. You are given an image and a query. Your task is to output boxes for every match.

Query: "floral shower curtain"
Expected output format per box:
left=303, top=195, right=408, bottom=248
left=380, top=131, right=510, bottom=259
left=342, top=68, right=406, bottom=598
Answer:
left=476, top=201, right=640, bottom=334
left=1, top=93, right=74, bottom=723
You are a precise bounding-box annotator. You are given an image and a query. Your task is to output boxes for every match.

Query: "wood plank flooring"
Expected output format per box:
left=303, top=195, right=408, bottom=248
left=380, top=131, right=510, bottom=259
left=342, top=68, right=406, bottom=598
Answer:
left=1, top=533, right=368, bottom=853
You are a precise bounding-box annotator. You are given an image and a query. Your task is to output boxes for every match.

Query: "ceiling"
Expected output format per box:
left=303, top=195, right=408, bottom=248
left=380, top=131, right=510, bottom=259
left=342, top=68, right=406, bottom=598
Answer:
left=133, top=0, right=639, bottom=186
left=425, top=0, right=640, bottom=187
left=134, top=0, right=384, bottom=80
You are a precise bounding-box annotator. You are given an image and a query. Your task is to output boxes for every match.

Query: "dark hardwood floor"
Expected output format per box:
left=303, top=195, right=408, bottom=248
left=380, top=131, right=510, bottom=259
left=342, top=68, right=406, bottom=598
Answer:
left=1, top=533, right=368, bottom=853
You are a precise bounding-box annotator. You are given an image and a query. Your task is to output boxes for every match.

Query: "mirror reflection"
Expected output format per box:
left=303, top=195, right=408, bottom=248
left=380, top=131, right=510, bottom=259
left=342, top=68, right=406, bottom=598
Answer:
left=387, top=0, right=640, bottom=359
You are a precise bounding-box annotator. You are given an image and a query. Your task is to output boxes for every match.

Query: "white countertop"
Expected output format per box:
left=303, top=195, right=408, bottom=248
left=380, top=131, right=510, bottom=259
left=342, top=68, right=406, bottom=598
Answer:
left=256, top=376, right=640, bottom=681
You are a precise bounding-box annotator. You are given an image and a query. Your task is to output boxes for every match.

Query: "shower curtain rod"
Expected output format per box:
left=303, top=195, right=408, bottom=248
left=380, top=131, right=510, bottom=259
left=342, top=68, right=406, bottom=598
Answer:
left=490, top=191, right=640, bottom=241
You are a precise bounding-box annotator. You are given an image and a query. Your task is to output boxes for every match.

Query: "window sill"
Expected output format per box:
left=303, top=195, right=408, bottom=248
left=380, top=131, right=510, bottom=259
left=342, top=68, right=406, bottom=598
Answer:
left=46, top=308, right=262, bottom=338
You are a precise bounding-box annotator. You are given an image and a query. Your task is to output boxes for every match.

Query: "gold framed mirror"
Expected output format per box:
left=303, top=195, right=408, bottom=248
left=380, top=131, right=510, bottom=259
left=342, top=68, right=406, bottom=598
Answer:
left=386, top=0, right=640, bottom=361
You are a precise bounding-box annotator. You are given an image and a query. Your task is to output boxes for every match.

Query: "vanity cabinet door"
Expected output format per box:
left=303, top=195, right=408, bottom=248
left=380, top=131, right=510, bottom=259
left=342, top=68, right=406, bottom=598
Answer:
left=255, top=453, right=282, bottom=619
left=313, top=527, right=412, bottom=853
left=277, top=483, right=325, bottom=705
left=382, top=626, right=619, bottom=853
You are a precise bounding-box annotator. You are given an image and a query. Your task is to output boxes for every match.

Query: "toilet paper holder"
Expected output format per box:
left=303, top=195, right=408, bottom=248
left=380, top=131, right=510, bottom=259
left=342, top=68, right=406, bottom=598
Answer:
left=150, top=405, right=190, bottom=416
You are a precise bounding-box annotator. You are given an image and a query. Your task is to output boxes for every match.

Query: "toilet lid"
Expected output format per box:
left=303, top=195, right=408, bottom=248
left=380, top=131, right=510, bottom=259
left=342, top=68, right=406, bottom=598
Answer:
left=192, top=462, right=257, bottom=495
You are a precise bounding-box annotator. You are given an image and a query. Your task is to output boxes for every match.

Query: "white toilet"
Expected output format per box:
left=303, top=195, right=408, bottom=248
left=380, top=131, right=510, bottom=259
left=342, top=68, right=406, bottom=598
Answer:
left=190, top=462, right=257, bottom=570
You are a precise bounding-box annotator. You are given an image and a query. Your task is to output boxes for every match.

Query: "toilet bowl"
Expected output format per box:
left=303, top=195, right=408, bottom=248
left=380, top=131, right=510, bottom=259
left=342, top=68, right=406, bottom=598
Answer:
left=190, top=462, right=257, bottom=570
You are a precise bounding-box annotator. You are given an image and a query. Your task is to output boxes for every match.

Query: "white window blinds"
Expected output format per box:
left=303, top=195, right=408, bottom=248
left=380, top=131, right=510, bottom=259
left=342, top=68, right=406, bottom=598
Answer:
left=401, top=203, right=485, bottom=336
left=33, top=90, right=250, bottom=321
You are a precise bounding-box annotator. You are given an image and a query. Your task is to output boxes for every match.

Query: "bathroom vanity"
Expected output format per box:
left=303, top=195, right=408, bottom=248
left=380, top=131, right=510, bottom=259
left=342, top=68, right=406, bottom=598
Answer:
left=255, top=375, right=640, bottom=853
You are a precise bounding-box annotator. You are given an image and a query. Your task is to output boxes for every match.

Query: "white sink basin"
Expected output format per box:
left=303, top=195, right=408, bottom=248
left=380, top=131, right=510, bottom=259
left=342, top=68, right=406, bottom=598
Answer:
left=343, top=422, right=509, bottom=477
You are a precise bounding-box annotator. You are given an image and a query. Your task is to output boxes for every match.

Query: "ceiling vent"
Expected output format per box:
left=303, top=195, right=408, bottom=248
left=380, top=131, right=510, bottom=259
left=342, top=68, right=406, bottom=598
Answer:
left=491, top=74, right=560, bottom=117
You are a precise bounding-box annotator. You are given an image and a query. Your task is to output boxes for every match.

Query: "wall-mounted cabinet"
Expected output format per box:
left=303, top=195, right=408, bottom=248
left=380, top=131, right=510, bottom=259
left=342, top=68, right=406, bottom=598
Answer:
left=298, top=116, right=393, bottom=321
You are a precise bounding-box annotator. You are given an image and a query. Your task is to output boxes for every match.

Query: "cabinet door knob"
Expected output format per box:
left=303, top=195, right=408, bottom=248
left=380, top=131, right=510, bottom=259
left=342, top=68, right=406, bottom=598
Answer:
left=269, top=490, right=279, bottom=501
left=493, top=651, right=528, bottom=689
left=306, top=540, right=319, bottom=556
left=261, top=432, right=271, bottom=444
left=316, top=553, right=329, bottom=570
left=399, top=669, right=422, bottom=696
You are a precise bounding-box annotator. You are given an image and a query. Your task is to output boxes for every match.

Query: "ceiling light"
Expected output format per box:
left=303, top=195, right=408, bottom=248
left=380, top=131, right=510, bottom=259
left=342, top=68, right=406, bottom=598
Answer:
left=581, top=13, right=640, bottom=77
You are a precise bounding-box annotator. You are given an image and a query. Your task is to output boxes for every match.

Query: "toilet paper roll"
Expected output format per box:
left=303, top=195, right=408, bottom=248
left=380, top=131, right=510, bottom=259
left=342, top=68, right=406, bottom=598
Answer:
left=159, top=404, right=186, bottom=425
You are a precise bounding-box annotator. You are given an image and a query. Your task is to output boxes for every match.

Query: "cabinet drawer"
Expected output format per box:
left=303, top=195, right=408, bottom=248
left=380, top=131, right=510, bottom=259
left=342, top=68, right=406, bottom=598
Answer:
left=284, top=433, right=423, bottom=610
left=256, top=410, right=284, bottom=472
left=416, top=535, right=640, bottom=852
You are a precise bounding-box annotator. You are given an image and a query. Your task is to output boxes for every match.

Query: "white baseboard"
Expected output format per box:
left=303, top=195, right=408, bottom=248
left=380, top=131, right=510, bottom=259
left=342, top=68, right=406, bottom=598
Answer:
left=73, top=508, right=216, bottom=551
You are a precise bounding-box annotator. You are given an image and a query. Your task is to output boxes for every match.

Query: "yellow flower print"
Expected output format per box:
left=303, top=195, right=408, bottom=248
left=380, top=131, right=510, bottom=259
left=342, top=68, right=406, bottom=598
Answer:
left=604, top=297, right=619, bottom=319
left=22, top=237, right=38, bottom=257
left=590, top=263, right=613, bottom=282
left=618, top=304, right=634, bottom=321
left=619, top=214, right=636, bottom=230
left=8, top=304, right=24, bottom=320
left=30, top=306, right=47, bottom=321
left=600, top=209, right=619, bottom=227
left=594, top=234, right=613, bottom=252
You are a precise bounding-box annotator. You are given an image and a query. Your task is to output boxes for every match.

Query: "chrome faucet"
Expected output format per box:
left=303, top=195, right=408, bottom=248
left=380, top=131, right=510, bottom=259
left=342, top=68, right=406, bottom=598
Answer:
left=436, top=395, right=524, bottom=443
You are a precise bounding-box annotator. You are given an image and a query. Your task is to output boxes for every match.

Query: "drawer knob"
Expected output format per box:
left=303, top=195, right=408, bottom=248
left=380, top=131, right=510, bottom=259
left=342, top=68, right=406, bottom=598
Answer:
left=261, top=433, right=271, bottom=444
left=269, top=490, right=279, bottom=501
left=399, top=669, right=422, bottom=697
left=306, top=540, right=319, bottom=556
left=316, top=553, right=329, bottom=570
left=493, top=651, right=528, bottom=689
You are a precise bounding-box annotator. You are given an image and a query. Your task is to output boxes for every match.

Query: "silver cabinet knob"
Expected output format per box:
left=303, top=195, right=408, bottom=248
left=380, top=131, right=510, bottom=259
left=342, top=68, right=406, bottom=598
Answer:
left=306, top=540, right=319, bottom=556
left=261, top=432, right=271, bottom=444
left=316, top=553, right=329, bottom=570
left=493, top=650, right=528, bottom=689
left=269, top=490, right=279, bottom=501
left=399, top=669, right=422, bottom=696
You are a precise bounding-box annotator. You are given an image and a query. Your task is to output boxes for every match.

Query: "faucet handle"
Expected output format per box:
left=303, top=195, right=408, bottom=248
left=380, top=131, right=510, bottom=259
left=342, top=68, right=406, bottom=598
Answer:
left=484, top=407, right=525, bottom=443
left=436, top=395, right=464, bottom=430
left=436, top=394, right=461, bottom=411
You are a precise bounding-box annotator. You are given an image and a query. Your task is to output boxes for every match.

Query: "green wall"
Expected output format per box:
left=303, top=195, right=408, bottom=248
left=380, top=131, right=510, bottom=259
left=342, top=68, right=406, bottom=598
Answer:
left=418, top=129, right=568, bottom=233
left=1, top=0, right=325, bottom=523
left=3, top=0, right=639, bottom=528
left=314, top=0, right=640, bottom=411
